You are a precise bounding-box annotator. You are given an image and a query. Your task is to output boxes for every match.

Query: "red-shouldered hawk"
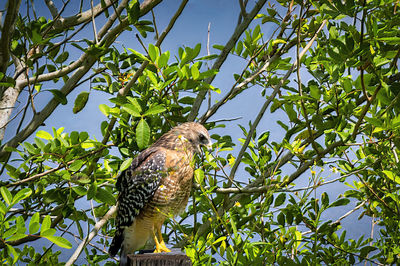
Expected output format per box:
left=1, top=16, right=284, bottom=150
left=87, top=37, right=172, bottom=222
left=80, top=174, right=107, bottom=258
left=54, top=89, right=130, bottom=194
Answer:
left=109, top=122, right=212, bottom=265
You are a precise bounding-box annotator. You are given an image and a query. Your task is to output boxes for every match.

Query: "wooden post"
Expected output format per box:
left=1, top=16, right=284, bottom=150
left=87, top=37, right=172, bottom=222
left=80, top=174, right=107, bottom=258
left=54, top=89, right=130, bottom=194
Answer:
left=127, top=249, right=192, bottom=266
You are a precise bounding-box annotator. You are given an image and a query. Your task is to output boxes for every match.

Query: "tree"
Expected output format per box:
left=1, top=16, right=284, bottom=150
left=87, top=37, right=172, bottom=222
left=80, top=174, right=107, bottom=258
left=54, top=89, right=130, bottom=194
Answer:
left=0, top=0, right=399, bottom=265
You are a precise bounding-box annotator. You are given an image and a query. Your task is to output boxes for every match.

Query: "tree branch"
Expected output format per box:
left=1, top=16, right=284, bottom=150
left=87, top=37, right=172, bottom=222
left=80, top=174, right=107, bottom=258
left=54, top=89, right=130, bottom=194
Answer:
left=51, top=0, right=115, bottom=32
left=0, top=212, right=63, bottom=248
left=228, top=19, right=328, bottom=186
left=188, top=0, right=268, bottom=122
left=44, top=0, right=58, bottom=18
left=0, top=0, right=22, bottom=98
left=65, top=205, right=117, bottom=266
left=0, top=0, right=162, bottom=163
left=65, top=2, right=189, bottom=263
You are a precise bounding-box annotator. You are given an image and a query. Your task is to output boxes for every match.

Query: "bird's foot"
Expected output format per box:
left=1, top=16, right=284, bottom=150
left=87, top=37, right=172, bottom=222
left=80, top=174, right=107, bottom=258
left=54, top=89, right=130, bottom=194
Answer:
left=154, top=241, right=171, bottom=253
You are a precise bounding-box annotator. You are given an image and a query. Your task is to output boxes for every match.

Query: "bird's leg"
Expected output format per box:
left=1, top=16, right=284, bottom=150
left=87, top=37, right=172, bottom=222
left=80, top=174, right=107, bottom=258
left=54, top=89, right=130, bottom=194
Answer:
left=153, top=224, right=171, bottom=253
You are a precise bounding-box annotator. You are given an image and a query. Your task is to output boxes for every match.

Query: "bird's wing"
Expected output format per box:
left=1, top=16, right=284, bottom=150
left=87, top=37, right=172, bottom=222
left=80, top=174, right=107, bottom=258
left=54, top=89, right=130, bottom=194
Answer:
left=109, top=147, right=167, bottom=256
left=116, top=146, right=167, bottom=227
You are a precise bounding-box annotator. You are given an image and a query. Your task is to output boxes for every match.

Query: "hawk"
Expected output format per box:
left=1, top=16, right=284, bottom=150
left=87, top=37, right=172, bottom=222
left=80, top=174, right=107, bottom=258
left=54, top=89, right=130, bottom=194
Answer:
left=109, top=122, right=212, bottom=265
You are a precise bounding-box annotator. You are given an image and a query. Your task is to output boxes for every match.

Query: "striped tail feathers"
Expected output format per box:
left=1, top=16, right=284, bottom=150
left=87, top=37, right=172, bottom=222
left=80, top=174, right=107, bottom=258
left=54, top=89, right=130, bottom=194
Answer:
left=109, top=228, right=123, bottom=257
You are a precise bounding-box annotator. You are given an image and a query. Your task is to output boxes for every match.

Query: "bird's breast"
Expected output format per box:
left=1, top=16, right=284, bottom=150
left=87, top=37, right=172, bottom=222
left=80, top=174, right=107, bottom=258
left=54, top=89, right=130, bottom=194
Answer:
left=143, top=149, right=194, bottom=218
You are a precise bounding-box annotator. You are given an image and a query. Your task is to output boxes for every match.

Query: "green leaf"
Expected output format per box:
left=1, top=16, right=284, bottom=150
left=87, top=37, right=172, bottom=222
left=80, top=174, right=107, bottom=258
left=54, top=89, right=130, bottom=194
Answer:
left=95, top=187, right=116, bottom=205
left=49, top=89, right=67, bottom=105
left=0, top=75, right=16, bottom=87
left=41, top=215, right=51, bottom=232
left=72, top=186, right=87, bottom=196
left=128, top=48, right=149, bottom=62
left=157, top=52, right=169, bottom=68
left=3, top=227, right=16, bottom=239
left=0, top=201, right=7, bottom=215
left=194, top=168, right=205, bottom=184
left=24, top=142, right=39, bottom=154
left=127, top=0, right=140, bottom=23
left=321, top=192, right=329, bottom=207
left=87, top=182, right=97, bottom=200
left=36, top=130, right=53, bottom=140
left=80, top=131, right=89, bottom=142
left=144, top=105, right=166, bottom=116
left=1, top=187, right=12, bottom=205
left=6, top=244, right=19, bottom=264
left=69, top=160, right=84, bottom=172
left=383, top=170, right=400, bottom=185
left=377, top=37, right=400, bottom=45
left=34, top=137, right=46, bottom=150
left=274, top=193, right=286, bottom=207
left=55, top=51, right=69, bottom=64
left=7, top=233, right=27, bottom=242
left=44, top=235, right=72, bottom=249
left=73, top=91, right=90, bottom=114
left=212, top=236, right=227, bottom=245
left=13, top=188, right=32, bottom=204
left=193, top=43, right=201, bottom=58
left=309, top=84, right=321, bottom=100
left=148, top=43, right=158, bottom=62
left=360, top=246, right=377, bottom=258
left=213, top=44, right=225, bottom=51
left=99, top=104, right=110, bottom=116
left=16, top=216, right=26, bottom=234
left=120, top=158, right=133, bottom=171
left=123, top=104, right=141, bottom=117
left=136, top=118, right=150, bottom=150
left=191, top=65, right=200, bottom=80
left=277, top=212, right=285, bottom=226
left=29, top=219, right=40, bottom=235
left=41, top=228, right=56, bottom=237
left=329, top=198, right=350, bottom=208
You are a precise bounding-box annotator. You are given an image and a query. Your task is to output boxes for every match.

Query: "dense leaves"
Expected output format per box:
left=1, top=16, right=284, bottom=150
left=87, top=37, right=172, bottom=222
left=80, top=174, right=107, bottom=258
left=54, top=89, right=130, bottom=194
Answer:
left=0, top=0, right=399, bottom=265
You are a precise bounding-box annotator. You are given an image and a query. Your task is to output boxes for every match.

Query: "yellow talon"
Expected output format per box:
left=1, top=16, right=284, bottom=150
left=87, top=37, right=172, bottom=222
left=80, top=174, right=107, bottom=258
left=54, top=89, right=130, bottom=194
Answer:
left=155, top=240, right=171, bottom=253
left=152, top=225, right=171, bottom=253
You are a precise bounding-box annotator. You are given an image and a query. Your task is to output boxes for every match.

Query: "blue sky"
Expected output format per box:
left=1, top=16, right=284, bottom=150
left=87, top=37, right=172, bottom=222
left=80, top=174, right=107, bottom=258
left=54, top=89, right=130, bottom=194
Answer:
left=2, top=0, right=373, bottom=263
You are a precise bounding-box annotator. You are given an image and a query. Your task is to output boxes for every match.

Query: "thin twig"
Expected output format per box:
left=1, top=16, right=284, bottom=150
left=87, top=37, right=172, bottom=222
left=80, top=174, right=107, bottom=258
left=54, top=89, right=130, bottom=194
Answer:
left=66, top=2, right=190, bottom=264
left=302, top=200, right=367, bottom=236
left=228, top=19, right=328, bottom=186
left=7, top=145, right=111, bottom=187
left=91, top=0, right=99, bottom=44
left=188, top=0, right=268, bottom=122
left=151, top=9, right=159, bottom=42
left=65, top=205, right=117, bottom=266
left=207, top=22, right=211, bottom=56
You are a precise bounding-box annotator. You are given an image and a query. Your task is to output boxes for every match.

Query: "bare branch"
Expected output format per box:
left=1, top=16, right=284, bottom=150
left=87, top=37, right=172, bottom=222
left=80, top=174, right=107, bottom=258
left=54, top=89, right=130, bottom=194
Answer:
left=65, top=205, right=117, bottom=266
left=0, top=0, right=22, bottom=95
left=91, top=0, right=99, bottom=44
left=188, top=0, right=268, bottom=122
left=52, top=0, right=115, bottom=31
left=44, top=0, right=58, bottom=18
left=302, top=200, right=367, bottom=236
left=0, top=0, right=162, bottom=162
left=228, top=19, right=328, bottom=185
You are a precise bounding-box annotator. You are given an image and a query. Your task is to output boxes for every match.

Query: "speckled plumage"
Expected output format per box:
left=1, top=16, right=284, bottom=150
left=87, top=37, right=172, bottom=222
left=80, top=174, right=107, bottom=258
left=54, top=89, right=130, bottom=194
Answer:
left=109, top=122, right=212, bottom=264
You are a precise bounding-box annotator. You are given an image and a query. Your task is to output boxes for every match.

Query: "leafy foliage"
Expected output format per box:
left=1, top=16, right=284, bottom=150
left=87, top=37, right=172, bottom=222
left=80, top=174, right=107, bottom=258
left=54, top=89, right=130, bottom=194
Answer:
left=0, top=0, right=399, bottom=265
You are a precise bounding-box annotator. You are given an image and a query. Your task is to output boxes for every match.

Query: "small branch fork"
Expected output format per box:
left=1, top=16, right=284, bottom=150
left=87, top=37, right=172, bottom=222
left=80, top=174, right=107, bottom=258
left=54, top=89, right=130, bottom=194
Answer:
left=0, top=0, right=160, bottom=162
left=65, top=206, right=117, bottom=266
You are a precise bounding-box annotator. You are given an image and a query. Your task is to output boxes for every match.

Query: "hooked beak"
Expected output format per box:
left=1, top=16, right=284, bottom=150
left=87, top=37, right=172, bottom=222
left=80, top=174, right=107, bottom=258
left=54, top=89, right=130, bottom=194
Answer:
left=206, top=141, right=213, bottom=152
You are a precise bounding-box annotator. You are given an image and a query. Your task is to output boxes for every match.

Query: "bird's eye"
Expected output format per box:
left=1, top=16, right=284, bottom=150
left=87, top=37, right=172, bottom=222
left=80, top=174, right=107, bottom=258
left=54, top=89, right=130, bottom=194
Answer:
left=199, top=133, right=207, bottom=143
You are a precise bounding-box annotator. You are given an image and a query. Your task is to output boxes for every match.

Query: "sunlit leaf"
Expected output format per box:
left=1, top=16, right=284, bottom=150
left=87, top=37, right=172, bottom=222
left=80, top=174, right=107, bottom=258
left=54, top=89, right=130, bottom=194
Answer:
left=136, top=118, right=150, bottom=150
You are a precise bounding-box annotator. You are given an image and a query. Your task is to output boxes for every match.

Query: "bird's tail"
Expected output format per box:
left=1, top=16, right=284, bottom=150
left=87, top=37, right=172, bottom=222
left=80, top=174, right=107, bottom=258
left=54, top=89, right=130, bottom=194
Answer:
left=109, top=229, right=123, bottom=257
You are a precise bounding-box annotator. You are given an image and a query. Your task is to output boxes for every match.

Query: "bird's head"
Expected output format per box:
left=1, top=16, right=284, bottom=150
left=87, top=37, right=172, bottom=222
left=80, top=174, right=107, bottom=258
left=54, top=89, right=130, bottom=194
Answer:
left=172, top=122, right=212, bottom=153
